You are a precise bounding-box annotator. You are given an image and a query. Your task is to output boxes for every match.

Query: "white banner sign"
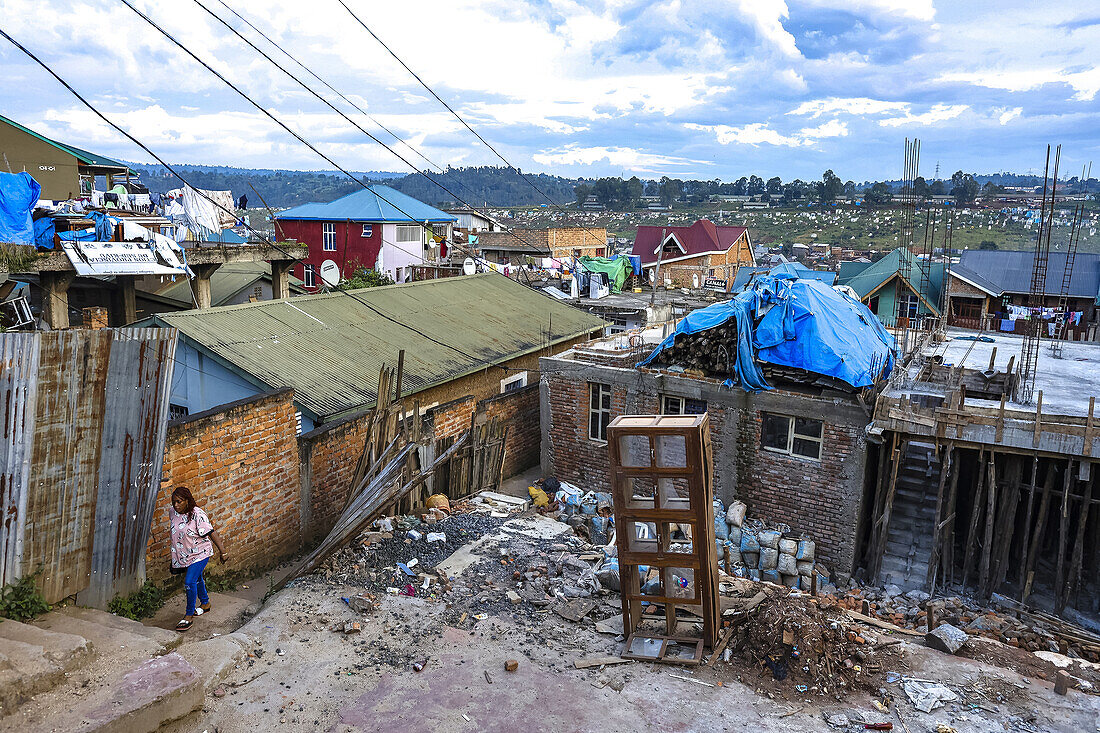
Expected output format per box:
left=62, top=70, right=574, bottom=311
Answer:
left=61, top=238, right=190, bottom=277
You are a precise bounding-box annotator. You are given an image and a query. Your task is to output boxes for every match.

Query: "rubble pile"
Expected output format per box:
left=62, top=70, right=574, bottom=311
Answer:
left=833, top=585, right=1100, bottom=662
left=728, top=589, right=899, bottom=699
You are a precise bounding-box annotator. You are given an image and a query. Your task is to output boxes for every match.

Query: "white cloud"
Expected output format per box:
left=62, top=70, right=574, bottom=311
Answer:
left=532, top=144, right=709, bottom=173
left=733, top=0, right=801, bottom=58
left=937, top=68, right=1100, bottom=102
left=879, top=104, right=969, bottom=127
left=997, top=107, right=1023, bottom=125
left=797, top=0, right=936, bottom=22
left=686, top=118, right=847, bottom=147
left=788, top=97, right=909, bottom=118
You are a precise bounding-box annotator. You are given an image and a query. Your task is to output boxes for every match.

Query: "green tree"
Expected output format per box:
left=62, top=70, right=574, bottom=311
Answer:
left=950, top=171, right=980, bottom=204
left=573, top=183, right=592, bottom=206
left=913, top=176, right=930, bottom=199
left=929, top=179, right=946, bottom=196
left=339, top=266, right=395, bottom=290
left=658, top=177, right=682, bottom=207
left=747, top=175, right=765, bottom=195
left=981, top=181, right=1004, bottom=198
left=864, top=182, right=893, bottom=206
left=624, top=176, right=644, bottom=206
left=766, top=176, right=783, bottom=196
left=979, top=240, right=998, bottom=250
left=817, top=169, right=843, bottom=203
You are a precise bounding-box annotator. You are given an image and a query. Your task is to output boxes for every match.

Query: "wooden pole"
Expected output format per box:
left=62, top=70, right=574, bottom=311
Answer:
left=1063, top=469, right=1093, bottom=612
left=979, top=453, right=998, bottom=596
left=396, top=349, right=405, bottom=402
left=1022, top=462, right=1057, bottom=603
left=650, top=227, right=667, bottom=307
left=871, top=438, right=903, bottom=581
left=991, top=457, right=1022, bottom=594
left=962, top=447, right=988, bottom=588
left=1054, top=458, right=1074, bottom=614
left=927, top=444, right=953, bottom=591
left=942, top=446, right=962, bottom=587
left=1017, top=456, right=1039, bottom=591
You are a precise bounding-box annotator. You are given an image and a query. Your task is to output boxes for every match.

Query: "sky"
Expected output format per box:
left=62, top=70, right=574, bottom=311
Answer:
left=0, top=0, right=1098, bottom=183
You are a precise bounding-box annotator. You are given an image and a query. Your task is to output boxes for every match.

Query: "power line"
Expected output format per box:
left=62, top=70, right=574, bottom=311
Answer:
left=0, top=23, right=534, bottom=375
left=336, top=0, right=610, bottom=245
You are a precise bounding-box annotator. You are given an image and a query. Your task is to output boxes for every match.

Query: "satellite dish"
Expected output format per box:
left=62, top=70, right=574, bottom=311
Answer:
left=320, top=260, right=341, bottom=287
left=462, top=257, right=476, bottom=276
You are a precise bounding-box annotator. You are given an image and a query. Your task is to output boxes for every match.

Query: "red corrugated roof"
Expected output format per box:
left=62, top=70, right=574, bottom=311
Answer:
left=630, top=220, right=749, bottom=266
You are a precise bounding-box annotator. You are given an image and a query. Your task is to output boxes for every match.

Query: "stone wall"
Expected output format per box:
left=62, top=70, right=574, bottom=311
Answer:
left=146, top=390, right=302, bottom=584
left=540, top=354, right=870, bottom=572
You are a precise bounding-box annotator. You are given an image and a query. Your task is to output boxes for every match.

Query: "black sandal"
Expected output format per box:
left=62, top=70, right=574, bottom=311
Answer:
left=175, top=619, right=193, bottom=631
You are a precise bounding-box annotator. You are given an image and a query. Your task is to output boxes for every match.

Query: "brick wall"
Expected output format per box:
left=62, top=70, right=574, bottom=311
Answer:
left=146, top=390, right=302, bottom=584
left=478, top=384, right=541, bottom=479
left=540, top=357, right=870, bottom=573
left=477, top=227, right=608, bottom=264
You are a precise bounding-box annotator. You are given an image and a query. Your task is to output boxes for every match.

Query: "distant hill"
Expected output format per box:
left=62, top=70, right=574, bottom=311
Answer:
left=126, top=163, right=577, bottom=209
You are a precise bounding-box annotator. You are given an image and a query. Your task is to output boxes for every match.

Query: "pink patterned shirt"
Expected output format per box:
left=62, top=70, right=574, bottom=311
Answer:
left=169, top=506, right=214, bottom=568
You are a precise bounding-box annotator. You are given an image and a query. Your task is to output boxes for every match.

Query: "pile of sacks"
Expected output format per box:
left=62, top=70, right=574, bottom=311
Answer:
left=714, top=499, right=829, bottom=591
left=537, top=479, right=615, bottom=545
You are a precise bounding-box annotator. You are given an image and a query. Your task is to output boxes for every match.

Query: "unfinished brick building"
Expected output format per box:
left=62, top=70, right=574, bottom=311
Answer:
left=539, top=337, right=873, bottom=573
left=476, top=226, right=608, bottom=265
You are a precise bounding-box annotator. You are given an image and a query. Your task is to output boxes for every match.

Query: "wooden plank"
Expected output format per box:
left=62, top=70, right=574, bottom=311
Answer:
left=990, top=457, right=1022, bottom=594
left=844, top=610, right=924, bottom=637
left=942, top=445, right=962, bottom=586
left=574, top=656, right=634, bottom=669
left=962, top=448, right=988, bottom=588
left=1085, top=397, right=1096, bottom=457
left=997, top=395, right=1006, bottom=443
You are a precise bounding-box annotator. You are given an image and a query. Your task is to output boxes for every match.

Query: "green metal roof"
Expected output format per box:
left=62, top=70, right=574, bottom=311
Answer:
left=149, top=262, right=305, bottom=308
left=838, top=248, right=944, bottom=314
left=0, top=114, right=135, bottom=173
left=150, top=273, right=607, bottom=421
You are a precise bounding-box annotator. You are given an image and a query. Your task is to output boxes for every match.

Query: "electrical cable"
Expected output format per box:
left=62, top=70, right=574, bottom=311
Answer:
left=0, top=23, right=545, bottom=374
left=336, top=0, right=610, bottom=244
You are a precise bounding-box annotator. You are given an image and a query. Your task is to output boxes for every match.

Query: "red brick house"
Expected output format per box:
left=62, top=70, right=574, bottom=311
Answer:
left=276, top=185, right=455, bottom=290
left=630, top=219, right=755, bottom=289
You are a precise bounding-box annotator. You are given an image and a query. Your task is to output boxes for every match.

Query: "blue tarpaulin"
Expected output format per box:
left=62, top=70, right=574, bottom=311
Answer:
left=0, top=172, right=41, bottom=245
left=33, top=216, right=56, bottom=248
left=640, top=274, right=896, bottom=391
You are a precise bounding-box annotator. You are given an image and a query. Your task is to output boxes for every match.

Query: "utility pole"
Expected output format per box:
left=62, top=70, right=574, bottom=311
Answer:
left=650, top=227, right=667, bottom=307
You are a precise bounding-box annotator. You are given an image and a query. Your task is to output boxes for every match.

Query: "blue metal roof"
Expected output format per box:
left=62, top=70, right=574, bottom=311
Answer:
left=275, top=185, right=456, bottom=223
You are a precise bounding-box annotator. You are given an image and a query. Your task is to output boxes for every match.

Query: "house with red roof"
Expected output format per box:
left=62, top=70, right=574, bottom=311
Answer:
left=630, top=219, right=755, bottom=290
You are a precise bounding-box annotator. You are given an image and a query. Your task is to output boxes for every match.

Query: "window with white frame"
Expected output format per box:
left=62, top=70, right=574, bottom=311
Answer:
left=361, top=224, right=373, bottom=238
left=500, top=371, right=528, bottom=393
left=322, top=222, right=336, bottom=251
left=760, top=412, right=822, bottom=460
left=660, top=394, right=707, bottom=415
left=396, top=224, right=422, bottom=243
left=589, top=382, right=612, bottom=442
left=303, top=264, right=316, bottom=288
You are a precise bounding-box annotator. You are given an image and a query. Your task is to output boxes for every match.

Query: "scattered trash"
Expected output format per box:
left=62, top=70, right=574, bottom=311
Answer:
left=425, top=494, right=451, bottom=514
left=413, top=660, right=426, bottom=672
left=935, top=725, right=957, bottom=733
left=406, top=558, right=419, bottom=569
left=399, top=583, right=416, bottom=597
left=473, top=613, right=488, bottom=620
left=397, top=563, right=416, bottom=576
left=483, top=669, right=492, bottom=683
left=343, top=621, right=361, bottom=634
left=407, top=529, right=423, bottom=541
left=669, top=673, right=714, bottom=687
left=824, top=712, right=850, bottom=728
left=902, top=679, right=958, bottom=712
left=427, top=532, right=447, bottom=543
left=863, top=724, right=892, bottom=731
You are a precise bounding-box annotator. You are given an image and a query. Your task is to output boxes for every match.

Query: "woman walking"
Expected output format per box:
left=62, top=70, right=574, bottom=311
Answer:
left=169, top=486, right=228, bottom=631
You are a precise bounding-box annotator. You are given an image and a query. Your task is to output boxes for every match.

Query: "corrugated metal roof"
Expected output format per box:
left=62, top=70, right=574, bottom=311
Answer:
left=149, top=263, right=305, bottom=308
left=150, top=273, right=607, bottom=421
left=948, top=263, right=1002, bottom=296
left=275, top=185, right=457, bottom=223
left=839, top=248, right=944, bottom=313
left=958, top=250, right=1100, bottom=299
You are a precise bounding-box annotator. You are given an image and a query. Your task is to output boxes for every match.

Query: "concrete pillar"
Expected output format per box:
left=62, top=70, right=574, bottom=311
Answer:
left=270, top=260, right=293, bottom=301
left=118, top=275, right=137, bottom=325
left=191, top=264, right=221, bottom=310
left=40, top=271, right=76, bottom=330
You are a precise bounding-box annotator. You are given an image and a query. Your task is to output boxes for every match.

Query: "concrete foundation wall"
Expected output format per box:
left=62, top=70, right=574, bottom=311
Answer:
left=540, top=356, right=871, bottom=572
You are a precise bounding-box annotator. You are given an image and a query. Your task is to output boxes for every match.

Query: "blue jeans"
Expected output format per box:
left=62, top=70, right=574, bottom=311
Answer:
left=184, top=557, right=210, bottom=616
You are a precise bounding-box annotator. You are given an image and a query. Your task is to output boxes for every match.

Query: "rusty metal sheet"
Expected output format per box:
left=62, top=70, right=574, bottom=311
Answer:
left=0, top=333, right=39, bottom=588
left=26, top=330, right=113, bottom=601
left=0, top=329, right=176, bottom=606
left=78, top=328, right=176, bottom=607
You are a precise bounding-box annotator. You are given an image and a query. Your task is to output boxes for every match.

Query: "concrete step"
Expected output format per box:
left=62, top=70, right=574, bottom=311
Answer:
left=61, top=652, right=203, bottom=733
left=0, top=618, right=93, bottom=667
left=885, top=537, right=932, bottom=558
left=880, top=555, right=930, bottom=590
left=33, top=608, right=178, bottom=660
left=0, top=620, right=94, bottom=716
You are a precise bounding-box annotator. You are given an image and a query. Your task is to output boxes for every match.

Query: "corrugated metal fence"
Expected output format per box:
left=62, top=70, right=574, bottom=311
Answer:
left=0, top=328, right=177, bottom=606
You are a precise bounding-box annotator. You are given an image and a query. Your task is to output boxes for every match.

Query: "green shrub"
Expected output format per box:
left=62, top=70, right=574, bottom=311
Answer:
left=0, top=571, right=50, bottom=621
left=205, top=574, right=237, bottom=593
left=108, top=581, right=166, bottom=620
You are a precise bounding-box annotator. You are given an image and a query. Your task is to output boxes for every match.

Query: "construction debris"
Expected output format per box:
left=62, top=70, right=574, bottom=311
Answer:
left=925, top=623, right=969, bottom=655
